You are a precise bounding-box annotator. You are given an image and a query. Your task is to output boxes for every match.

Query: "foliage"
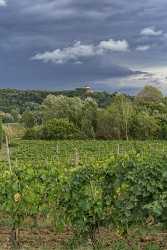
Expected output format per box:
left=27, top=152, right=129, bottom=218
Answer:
left=1, top=85, right=167, bottom=140
left=81, top=98, right=97, bottom=138
left=0, top=160, right=60, bottom=247
left=0, top=118, right=3, bottom=147
left=1, top=139, right=167, bottom=247
left=100, top=152, right=167, bottom=234
left=96, top=109, right=113, bottom=139
left=21, top=111, right=36, bottom=128
left=23, top=126, right=41, bottom=139
left=0, top=88, right=117, bottom=115
left=41, top=119, right=80, bottom=140
left=42, top=95, right=83, bottom=126
left=135, top=85, right=163, bottom=104
left=24, top=118, right=80, bottom=140
left=59, top=166, right=104, bottom=246
left=97, top=94, right=133, bottom=140
left=130, top=111, right=160, bottom=139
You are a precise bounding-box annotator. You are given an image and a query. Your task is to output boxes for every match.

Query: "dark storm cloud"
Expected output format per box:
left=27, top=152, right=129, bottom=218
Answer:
left=0, top=0, right=166, bottom=91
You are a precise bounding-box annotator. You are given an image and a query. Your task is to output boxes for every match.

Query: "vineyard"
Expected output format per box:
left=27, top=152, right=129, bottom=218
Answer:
left=10, top=139, right=167, bottom=165
left=0, top=139, right=167, bottom=249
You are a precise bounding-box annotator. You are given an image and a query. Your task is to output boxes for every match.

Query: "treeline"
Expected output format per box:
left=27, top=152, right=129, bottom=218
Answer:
left=0, top=87, right=116, bottom=123
left=22, top=85, right=167, bottom=140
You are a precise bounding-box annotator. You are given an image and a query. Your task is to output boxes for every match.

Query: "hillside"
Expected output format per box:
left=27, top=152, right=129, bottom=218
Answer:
left=0, top=87, right=126, bottom=114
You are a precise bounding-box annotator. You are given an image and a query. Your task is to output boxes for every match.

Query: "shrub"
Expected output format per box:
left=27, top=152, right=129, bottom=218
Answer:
left=59, top=166, right=104, bottom=247
left=23, top=126, right=41, bottom=140
left=101, top=152, right=167, bottom=233
left=24, top=119, right=81, bottom=140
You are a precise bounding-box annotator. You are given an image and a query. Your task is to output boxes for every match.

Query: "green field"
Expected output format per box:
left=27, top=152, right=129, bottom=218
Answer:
left=0, top=139, right=167, bottom=249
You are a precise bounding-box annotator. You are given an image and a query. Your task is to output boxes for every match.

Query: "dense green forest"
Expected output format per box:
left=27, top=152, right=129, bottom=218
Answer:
left=1, top=85, right=167, bottom=140
left=0, top=87, right=116, bottom=114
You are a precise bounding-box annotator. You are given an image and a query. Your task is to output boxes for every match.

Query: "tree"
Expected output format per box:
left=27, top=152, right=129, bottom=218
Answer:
left=42, top=95, right=83, bottom=127
left=24, top=118, right=80, bottom=140
left=107, top=94, right=133, bottom=140
left=11, top=109, right=21, bottom=122
left=2, top=113, right=14, bottom=123
left=81, top=98, right=98, bottom=138
left=130, top=111, right=160, bottom=139
left=81, top=119, right=95, bottom=138
left=96, top=109, right=115, bottom=139
left=21, top=111, right=36, bottom=128
left=0, top=118, right=3, bottom=148
left=135, top=85, right=163, bottom=104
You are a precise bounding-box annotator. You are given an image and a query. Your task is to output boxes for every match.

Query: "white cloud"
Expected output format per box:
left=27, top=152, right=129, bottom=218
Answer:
left=32, top=41, right=96, bottom=64
left=32, top=39, right=129, bottom=64
left=140, top=27, right=163, bottom=36
left=121, top=67, right=167, bottom=95
left=0, top=0, right=7, bottom=7
left=136, top=45, right=151, bottom=51
left=98, top=39, right=129, bottom=53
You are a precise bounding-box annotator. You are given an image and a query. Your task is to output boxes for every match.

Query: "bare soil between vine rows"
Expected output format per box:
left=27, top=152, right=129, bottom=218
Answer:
left=0, top=226, right=166, bottom=249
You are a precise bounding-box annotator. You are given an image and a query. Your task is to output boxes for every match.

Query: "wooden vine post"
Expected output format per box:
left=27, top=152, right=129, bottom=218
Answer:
left=5, top=129, right=20, bottom=248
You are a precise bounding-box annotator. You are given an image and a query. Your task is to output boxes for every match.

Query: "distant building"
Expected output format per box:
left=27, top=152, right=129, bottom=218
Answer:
left=75, top=85, right=94, bottom=97
left=82, top=85, right=94, bottom=96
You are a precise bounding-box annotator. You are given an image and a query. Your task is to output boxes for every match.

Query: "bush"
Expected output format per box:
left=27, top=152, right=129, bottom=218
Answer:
left=130, top=112, right=160, bottom=139
left=101, top=152, right=167, bottom=232
left=23, top=119, right=81, bottom=140
left=23, top=126, right=41, bottom=140
left=59, top=166, right=104, bottom=247
left=159, top=122, right=167, bottom=139
left=81, top=119, right=95, bottom=139
left=59, top=152, right=167, bottom=241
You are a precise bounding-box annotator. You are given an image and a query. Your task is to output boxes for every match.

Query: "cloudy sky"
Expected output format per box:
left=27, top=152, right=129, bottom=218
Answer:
left=0, top=0, right=167, bottom=94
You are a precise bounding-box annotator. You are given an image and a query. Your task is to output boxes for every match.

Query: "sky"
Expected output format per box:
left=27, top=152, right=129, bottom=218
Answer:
left=0, top=0, right=167, bottom=94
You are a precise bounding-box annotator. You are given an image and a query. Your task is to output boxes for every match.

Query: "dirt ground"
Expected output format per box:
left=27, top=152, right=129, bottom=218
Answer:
left=0, top=226, right=166, bottom=250
left=0, top=227, right=72, bottom=250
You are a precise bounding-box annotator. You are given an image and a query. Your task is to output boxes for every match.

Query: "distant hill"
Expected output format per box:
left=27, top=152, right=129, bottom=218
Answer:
left=0, top=87, right=132, bottom=114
